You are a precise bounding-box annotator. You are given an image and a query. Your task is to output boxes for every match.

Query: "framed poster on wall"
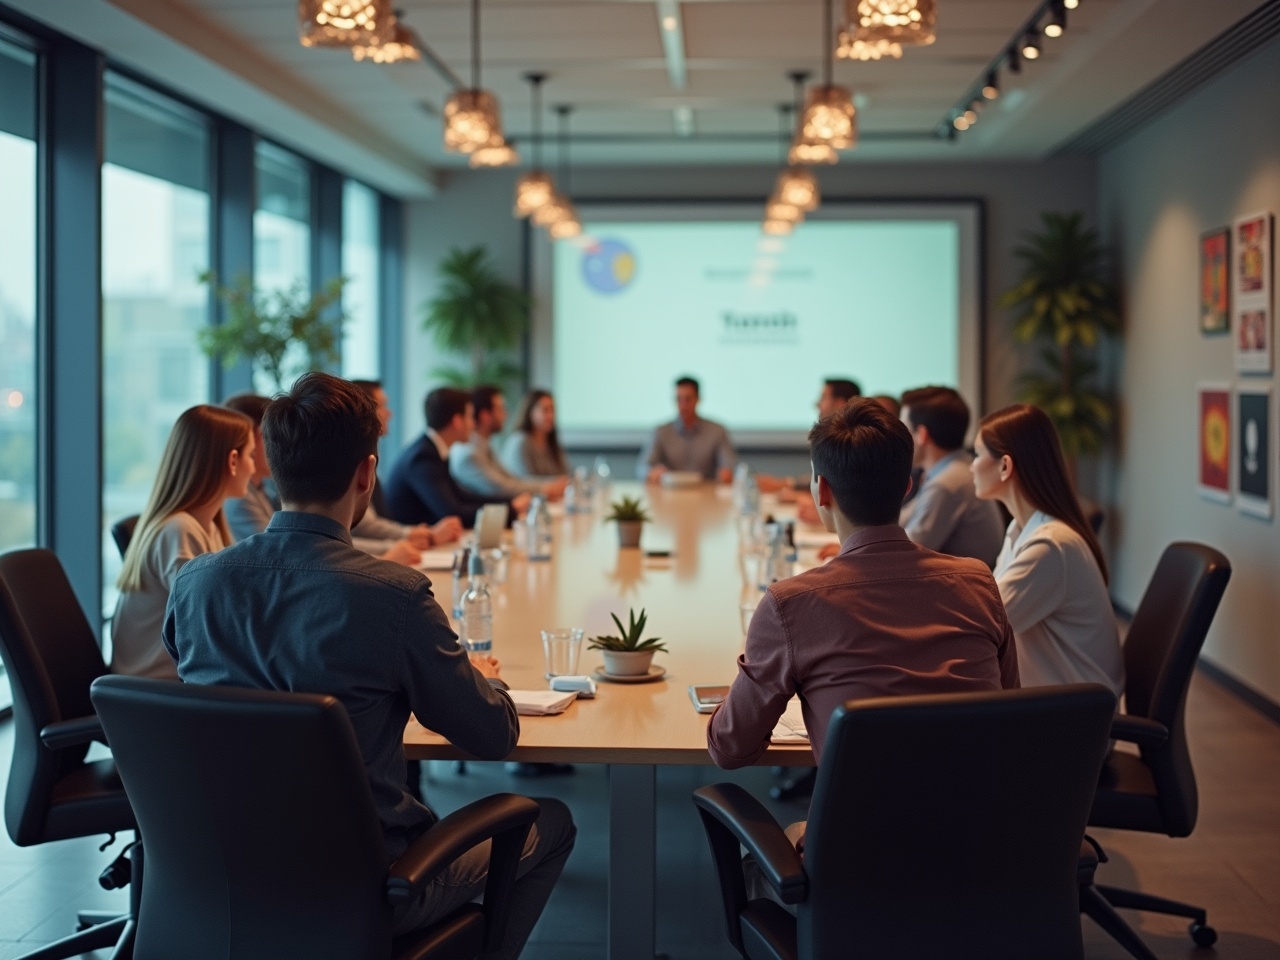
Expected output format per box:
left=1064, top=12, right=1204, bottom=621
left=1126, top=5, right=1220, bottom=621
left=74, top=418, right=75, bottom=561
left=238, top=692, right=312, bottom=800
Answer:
left=1197, top=382, right=1232, bottom=503
left=1234, top=212, right=1273, bottom=373
left=1200, top=228, right=1230, bottom=334
left=1236, top=385, right=1272, bottom=519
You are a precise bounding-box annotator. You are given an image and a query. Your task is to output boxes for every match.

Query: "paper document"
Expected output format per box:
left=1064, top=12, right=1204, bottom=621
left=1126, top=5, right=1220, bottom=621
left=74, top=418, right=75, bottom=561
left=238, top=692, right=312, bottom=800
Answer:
left=415, top=550, right=456, bottom=571
left=771, top=698, right=809, bottom=744
left=508, top=690, right=579, bottom=716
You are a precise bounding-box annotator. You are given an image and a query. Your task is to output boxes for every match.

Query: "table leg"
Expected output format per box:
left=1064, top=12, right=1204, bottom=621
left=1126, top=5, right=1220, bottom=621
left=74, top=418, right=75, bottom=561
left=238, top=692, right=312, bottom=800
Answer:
left=608, top=763, right=656, bottom=960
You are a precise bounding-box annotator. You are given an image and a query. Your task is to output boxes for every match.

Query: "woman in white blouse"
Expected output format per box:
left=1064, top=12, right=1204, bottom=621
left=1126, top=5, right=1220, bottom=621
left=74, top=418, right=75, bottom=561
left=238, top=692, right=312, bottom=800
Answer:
left=971, top=404, right=1125, bottom=697
left=501, top=389, right=570, bottom=479
left=111, top=404, right=256, bottom=679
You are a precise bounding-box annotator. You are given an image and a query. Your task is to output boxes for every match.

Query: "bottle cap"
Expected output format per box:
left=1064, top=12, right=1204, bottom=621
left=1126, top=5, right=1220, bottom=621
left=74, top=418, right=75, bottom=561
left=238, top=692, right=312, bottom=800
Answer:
left=468, top=550, right=486, bottom=576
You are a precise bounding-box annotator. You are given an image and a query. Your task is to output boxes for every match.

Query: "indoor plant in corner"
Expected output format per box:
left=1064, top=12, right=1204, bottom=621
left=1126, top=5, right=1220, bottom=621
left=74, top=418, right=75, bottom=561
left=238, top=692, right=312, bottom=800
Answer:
left=605, top=495, right=652, bottom=549
left=589, top=608, right=666, bottom=677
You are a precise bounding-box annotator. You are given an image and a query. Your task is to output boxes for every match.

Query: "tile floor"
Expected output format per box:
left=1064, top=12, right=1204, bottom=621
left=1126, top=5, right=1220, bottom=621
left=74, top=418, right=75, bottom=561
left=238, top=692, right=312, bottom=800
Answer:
left=1, top=670, right=1278, bottom=959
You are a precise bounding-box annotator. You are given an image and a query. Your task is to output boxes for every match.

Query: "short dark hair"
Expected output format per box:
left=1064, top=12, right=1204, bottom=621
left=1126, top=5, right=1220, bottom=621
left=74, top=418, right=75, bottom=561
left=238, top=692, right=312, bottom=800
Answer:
left=423, top=388, right=471, bottom=432
left=900, top=386, right=970, bottom=451
left=262, top=373, right=380, bottom=505
left=808, top=398, right=914, bottom=526
left=824, top=378, right=862, bottom=401
left=350, top=379, right=383, bottom=398
left=675, top=376, right=700, bottom=394
left=222, top=393, right=272, bottom=427
left=472, top=385, right=503, bottom=417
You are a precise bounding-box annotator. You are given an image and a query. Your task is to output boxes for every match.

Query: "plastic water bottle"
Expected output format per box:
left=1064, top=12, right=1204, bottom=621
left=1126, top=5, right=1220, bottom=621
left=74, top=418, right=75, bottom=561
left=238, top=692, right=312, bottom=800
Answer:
left=563, top=473, right=581, bottom=515
left=526, top=496, right=552, bottom=561
left=459, top=551, right=492, bottom=655
left=759, top=523, right=792, bottom=590
left=450, top=545, right=471, bottom=618
left=573, top=465, right=593, bottom=509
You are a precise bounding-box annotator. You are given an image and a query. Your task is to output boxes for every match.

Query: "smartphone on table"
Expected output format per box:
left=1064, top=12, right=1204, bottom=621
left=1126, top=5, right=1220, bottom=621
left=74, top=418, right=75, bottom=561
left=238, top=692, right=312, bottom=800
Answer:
left=689, top=684, right=730, bottom=714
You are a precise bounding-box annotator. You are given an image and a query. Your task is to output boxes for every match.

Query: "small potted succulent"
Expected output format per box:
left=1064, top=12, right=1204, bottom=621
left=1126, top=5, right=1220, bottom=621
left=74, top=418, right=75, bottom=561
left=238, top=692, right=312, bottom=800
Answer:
left=606, top=495, right=651, bottom=548
left=589, top=608, right=666, bottom=676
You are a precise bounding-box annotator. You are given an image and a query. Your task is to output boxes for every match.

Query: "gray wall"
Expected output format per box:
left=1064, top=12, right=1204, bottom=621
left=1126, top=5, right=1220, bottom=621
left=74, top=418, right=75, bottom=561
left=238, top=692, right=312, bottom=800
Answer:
left=400, top=157, right=1099, bottom=473
left=1099, top=37, right=1280, bottom=703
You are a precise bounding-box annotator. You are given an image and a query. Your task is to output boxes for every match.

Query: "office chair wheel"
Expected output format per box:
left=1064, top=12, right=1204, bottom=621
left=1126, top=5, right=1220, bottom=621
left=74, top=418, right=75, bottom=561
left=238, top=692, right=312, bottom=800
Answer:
left=1189, top=922, right=1217, bottom=947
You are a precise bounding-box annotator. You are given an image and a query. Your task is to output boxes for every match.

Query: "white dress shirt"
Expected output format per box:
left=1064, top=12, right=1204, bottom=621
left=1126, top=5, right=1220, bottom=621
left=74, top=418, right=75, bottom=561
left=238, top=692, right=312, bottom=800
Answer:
left=994, top=510, right=1125, bottom=697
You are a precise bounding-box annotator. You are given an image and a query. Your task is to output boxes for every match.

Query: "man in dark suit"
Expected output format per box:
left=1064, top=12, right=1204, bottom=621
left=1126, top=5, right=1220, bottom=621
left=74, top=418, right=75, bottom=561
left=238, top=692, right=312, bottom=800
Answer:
left=385, top=387, right=530, bottom=528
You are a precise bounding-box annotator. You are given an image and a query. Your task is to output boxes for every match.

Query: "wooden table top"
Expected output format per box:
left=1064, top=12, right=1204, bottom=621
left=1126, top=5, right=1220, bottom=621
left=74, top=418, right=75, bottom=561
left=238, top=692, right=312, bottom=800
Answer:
left=404, top=482, right=816, bottom=766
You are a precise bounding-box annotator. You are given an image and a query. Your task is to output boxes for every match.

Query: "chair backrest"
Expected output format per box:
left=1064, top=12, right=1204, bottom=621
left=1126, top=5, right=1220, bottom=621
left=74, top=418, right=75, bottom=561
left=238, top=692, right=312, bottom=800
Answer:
left=110, top=514, right=139, bottom=559
left=0, top=548, right=108, bottom=846
left=1120, top=541, right=1231, bottom=836
left=802, top=685, right=1117, bottom=960
left=91, top=675, right=393, bottom=960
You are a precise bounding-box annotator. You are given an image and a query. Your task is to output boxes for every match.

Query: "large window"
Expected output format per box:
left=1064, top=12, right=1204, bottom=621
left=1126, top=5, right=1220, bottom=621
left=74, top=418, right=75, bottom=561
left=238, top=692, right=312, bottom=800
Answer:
left=102, top=74, right=212, bottom=614
left=342, top=179, right=381, bottom=379
left=254, top=141, right=312, bottom=394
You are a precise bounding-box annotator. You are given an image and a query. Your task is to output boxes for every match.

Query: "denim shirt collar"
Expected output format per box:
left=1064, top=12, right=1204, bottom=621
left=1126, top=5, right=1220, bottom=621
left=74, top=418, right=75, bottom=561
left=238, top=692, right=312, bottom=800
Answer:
left=265, top=510, right=354, bottom=546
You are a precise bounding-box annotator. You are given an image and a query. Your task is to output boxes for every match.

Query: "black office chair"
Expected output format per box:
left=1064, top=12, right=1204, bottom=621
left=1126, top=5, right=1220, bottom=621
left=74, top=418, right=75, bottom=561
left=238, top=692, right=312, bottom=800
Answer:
left=109, top=514, right=139, bottom=559
left=1082, top=542, right=1231, bottom=958
left=89, top=675, right=539, bottom=960
left=0, top=548, right=139, bottom=959
left=695, top=685, right=1117, bottom=960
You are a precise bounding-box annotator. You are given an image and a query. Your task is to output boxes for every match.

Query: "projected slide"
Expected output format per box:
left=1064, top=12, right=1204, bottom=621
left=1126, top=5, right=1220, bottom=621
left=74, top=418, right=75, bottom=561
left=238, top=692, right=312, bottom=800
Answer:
left=535, top=203, right=980, bottom=445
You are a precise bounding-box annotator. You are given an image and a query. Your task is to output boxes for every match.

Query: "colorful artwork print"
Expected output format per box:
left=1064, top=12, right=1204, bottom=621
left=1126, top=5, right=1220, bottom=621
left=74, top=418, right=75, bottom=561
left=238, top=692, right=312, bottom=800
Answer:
left=1197, top=384, right=1231, bottom=503
left=1238, top=217, right=1268, bottom=294
left=1239, top=310, right=1267, bottom=352
left=1200, top=229, right=1229, bottom=333
left=1236, top=387, right=1272, bottom=519
left=1233, top=213, right=1273, bottom=375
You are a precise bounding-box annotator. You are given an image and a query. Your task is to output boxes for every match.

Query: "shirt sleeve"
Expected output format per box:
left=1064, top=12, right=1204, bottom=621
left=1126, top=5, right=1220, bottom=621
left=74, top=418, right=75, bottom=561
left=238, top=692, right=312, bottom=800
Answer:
left=715, top=426, right=737, bottom=473
left=902, top=475, right=961, bottom=551
left=156, top=517, right=217, bottom=591
left=707, top=589, right=795, bottom=769
left=995, top=612, right=1021, bottom=689
left=399, top=578, right=520, bottom=760
left=995, top=537, right=1067, bottom=634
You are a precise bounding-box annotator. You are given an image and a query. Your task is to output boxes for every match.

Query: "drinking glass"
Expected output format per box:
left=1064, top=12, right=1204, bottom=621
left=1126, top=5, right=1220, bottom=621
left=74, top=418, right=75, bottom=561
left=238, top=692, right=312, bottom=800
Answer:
left=485, top=546, right=509, bottom=585
left=541, top=627, right=585, bottom=678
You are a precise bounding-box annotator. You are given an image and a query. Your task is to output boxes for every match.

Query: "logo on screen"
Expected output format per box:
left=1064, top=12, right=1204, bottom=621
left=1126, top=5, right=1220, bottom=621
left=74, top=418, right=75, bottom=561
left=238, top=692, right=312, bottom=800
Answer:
left=581, top=238, right=636, bottom=295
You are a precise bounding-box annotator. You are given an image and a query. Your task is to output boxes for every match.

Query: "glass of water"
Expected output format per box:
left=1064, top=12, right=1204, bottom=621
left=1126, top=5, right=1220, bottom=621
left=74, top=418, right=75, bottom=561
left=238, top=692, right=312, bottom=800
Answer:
left=541, top=627, right=585, bottom=679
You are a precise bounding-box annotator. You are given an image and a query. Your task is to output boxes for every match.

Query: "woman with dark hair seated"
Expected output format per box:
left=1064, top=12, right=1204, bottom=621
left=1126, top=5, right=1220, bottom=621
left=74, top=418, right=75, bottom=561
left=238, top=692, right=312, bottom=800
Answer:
left=971, top=403, right=1124, bottom=696
left=501, top=389, right=569, bottom=479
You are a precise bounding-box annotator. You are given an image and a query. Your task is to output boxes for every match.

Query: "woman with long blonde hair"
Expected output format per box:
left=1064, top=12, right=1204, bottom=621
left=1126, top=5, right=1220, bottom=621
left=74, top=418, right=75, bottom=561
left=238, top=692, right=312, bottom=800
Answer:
left=970, top=404, right=1124, bottom=696
left=111, top=404, right=255, bottom=678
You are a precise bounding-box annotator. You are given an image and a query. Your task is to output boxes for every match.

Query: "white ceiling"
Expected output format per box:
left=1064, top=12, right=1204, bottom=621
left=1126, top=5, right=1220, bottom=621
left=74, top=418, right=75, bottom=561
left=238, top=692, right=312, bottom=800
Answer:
left=5, top=0, right=1271, bottom=196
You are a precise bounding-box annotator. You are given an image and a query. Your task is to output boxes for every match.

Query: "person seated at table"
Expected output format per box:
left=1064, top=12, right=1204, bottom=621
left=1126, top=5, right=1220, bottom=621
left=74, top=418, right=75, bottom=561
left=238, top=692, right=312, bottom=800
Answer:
left=385, top=387, right=530, bottom=528
left=351, top=379, right=463, bottom=554
left=111, top=404, right=255, bottom=680
left=501, top=389, right=571, bottom=480
left=972, top=403, right=1124, bottom=696
left=895, top=386, right=1004, bottom=568
left=640, top=376, right=736, bottom=484
left=708, top=397, right=1020, bottom=772
left=454, top=385, right=568, bottom=500
left=758, top=378, right=861, bottom=496
left=163, top=373, right=575, bottom=950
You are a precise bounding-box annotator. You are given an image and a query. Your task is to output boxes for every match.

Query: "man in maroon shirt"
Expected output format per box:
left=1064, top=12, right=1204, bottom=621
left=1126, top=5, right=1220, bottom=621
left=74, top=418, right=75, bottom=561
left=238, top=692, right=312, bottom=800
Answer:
left=708, top=398, right=1019, bottom=772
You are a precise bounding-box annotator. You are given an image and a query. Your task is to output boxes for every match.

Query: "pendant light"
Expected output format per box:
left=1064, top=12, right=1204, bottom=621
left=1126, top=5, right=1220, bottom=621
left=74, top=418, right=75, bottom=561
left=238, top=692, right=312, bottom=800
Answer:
left=299, top=0, right=394, bottom=49
left=545, top=105, right=582, bottom=239
left=765, top=105, right=805, bottom=237
left=774, top=104, right=820, bottom=215
left=836, top=32, right=902, bottom=61
left=443, top=0, right=504, bottom=154
left=800, top=0, right=857, bottom=151
left=845, top=0, right=937, bottom=49
left=514, top=73, right=555, bottom=216
left=469, top=135, right=519, bottom=167
left=787, top=71, right=837, bottom=166
left=351, top=9, right=422, bottom=63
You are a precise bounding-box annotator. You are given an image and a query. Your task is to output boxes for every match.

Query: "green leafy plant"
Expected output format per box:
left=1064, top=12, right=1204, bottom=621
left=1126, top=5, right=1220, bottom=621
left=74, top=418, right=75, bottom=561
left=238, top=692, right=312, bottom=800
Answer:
left=588, top=608, right=667, bottom=653
left=422, top=246, right=531, bottom=389
left=199, top=273, right=347, bottom=392
left=605, top=495, right=652, bottom=524
left=1000, top=212, right=1120, bottom=461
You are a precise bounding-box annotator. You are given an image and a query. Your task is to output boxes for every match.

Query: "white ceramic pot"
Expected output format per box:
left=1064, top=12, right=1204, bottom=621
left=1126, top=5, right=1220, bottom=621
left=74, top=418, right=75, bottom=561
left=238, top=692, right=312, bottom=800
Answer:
left=601, top=649, right=655, bottom=677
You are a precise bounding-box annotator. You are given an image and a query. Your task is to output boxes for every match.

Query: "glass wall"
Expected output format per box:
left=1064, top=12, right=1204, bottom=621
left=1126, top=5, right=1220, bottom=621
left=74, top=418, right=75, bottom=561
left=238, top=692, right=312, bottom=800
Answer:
left=101, top=74, right=212, bottom=614
left=341, top=179, right=381, bottom=379
left=254, top=141, right=312, bottom=394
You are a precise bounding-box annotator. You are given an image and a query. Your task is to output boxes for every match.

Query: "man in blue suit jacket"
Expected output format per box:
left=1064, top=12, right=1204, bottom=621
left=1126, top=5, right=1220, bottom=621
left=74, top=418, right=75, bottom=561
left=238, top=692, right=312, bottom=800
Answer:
left=385, top=387, right=530, bottom=528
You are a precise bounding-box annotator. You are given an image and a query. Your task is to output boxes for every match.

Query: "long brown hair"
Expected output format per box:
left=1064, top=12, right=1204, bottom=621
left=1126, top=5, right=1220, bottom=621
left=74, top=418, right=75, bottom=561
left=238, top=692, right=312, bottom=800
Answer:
left=117, top=405, right=252, bottom=592
left=512, top=389, right=562, bottom=461
left=978, top=404, right=1108, bottom=584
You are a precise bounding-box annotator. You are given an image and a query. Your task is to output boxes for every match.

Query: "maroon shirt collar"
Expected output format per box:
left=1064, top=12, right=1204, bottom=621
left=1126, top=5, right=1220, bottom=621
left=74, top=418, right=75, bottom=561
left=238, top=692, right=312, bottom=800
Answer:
left=837, top=524, right=911, bottom=557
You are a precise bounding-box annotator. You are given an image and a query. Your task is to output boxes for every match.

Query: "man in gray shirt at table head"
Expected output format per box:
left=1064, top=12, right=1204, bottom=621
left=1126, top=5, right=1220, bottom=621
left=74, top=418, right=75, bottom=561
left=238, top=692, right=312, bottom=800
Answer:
left=640, top=375, right=737, bottom=484
left=163, top=371, right=575, bottom=951
left=899, top=385, right=1005, bottom=568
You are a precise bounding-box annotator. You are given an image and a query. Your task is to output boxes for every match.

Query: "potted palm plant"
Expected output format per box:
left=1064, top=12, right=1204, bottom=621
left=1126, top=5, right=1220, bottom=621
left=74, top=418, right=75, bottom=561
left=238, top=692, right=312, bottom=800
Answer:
left=422, top=246, right=530, bottom=390
left=588, top=608, right=666, bottom=677
left=199, top=273, right=347, bottom=392
left=605, top=495, right=651, bottom=548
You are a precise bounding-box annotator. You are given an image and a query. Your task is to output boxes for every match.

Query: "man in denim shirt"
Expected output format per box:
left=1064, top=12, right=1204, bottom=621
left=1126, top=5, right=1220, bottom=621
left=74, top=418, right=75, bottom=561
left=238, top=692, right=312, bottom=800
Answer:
left=164, top=372, right=575, bottom=953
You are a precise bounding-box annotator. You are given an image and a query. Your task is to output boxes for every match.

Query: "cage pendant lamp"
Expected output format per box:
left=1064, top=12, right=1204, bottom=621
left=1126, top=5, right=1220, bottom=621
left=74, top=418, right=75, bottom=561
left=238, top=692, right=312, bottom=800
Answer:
left=443, top=0, right=504, bottom=154
left=800, top=0, right=858, bottom=152
left=514, top=74, right=554, bottom=216
left=299, top=0, right=394, bottom=48
left=352, top=10, right=422, bottom=62
left=848, top=0, right=937, bottom=47
left=469, top=135, right=519, bottom=167
left=776, top=167, right=820, bottom=211
left=762, top=217, right=795, bottom=237
left=786, top=71, right=838, bottom=165
left=836, top=30, right=902, bottom=60
left=543, top=105, right=582, bottom=239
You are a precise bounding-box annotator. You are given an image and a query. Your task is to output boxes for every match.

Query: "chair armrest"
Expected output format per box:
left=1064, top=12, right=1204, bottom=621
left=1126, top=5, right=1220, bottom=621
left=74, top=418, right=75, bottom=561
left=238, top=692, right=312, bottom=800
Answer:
left=1110, top=715, right=1168, bottom=748
left=693, top=783, right=808, bottom=905
left=386, top=793, right=539, bottom=904
left=39, top=715, right=106, bottom=750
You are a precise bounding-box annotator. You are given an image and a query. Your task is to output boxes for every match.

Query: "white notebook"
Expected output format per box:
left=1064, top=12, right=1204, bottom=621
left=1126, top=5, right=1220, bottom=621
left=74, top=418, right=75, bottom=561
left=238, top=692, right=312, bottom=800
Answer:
left=508, top=690, right=579, bottom=716
left=770, top=698, right=809, bottom=744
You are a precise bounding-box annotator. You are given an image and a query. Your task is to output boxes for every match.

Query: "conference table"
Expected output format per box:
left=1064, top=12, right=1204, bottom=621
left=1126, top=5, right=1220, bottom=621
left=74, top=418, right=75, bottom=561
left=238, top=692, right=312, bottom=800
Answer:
left=403, top=481, right=816, bottom=960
